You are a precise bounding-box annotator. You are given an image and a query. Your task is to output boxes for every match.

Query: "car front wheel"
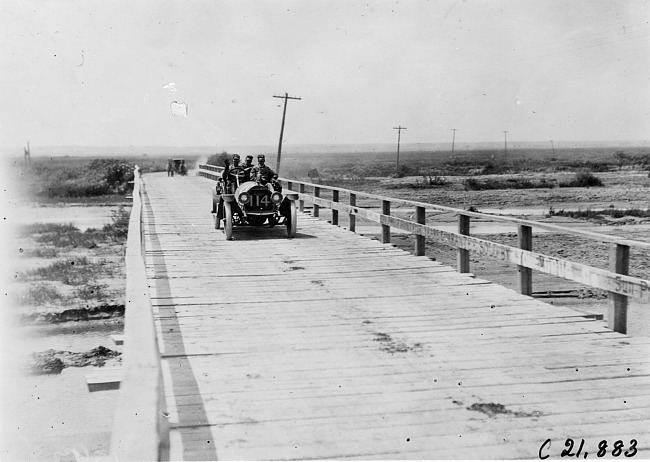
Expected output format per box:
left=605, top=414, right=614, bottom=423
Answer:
left=224, top=201, right=233, bottom=240
left=286, top=201, right=297, bottom=238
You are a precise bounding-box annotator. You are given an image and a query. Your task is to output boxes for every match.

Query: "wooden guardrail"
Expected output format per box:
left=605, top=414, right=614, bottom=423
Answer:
left=199, top=164, right=650, bottom=335
left=110, top=167, right=169, bottom=460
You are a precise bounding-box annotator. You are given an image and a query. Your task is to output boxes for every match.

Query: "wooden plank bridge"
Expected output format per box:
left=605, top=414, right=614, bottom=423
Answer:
left=109, top=170, right=650, bottom=460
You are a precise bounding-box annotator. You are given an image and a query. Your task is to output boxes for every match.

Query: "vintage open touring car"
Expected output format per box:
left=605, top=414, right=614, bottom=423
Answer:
left=212, top=166, right=298, bottom=239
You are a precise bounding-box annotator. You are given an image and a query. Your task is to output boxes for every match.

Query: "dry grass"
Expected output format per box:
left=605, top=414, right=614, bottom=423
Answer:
left=13, top=207, right=129, bottom=318
left=17, top=283, right=66, bottom=306
left=19, top=256, right=110, bottom=286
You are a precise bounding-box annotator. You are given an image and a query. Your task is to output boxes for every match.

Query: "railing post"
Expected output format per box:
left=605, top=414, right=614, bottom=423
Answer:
left=415, top=206, right=425, bottom=256
left=518, top=225, right=533, bottom=296
left=609, top=244, right=630, bottom=334
left=458, top=214, right=470, bottom=273
left=332, top=190, right=339, bottom=226
left=349, top=193, right=356, bottom=233
left=381, top=200, right=391, bottom=244
left=313, top=187, right=320, bottom=217
left=299, top=183, right=305, bottom=212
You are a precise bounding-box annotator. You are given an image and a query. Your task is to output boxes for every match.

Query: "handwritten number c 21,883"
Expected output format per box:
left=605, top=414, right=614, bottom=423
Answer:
left=539, top=438, right=638, bottom=459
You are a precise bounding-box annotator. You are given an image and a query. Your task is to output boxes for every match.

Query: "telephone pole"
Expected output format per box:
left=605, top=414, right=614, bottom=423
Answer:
left=550, top=139, right=556, bottom=157
left=24, top=141, right=31, bottom=164
left=393, top=126, right=407, bottom=173
left=273, top=93, right=301, bottom=175
left=451, top=128, right=458, bottom=157
left=503, top=130, right=508, bottom=161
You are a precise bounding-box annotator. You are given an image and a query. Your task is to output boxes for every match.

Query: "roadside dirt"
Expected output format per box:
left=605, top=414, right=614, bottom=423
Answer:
left=30, top=346, right=122, bottom=375
left=356, top=171, right=650, bottom=209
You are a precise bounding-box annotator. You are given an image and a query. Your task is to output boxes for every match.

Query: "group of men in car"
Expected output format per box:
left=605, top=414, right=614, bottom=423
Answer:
left=212, top=153, right=284, bottom=215
left=221, top=153, right=280, bottom=192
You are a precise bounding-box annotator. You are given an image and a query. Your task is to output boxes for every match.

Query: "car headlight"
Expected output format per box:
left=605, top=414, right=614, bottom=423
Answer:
left=238, top=192, right=251, bottom=204
left=271, top=192, right=283, bottom=204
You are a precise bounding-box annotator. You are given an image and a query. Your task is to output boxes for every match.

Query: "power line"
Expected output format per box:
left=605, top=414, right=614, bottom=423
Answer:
left=272, top=93, right=301, bottom=175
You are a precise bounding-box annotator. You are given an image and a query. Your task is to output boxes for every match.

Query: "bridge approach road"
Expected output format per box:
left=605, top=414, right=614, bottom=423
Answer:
left=141, top=172, right=650, bottom=460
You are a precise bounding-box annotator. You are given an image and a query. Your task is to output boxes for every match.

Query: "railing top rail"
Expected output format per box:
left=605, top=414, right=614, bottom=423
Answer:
left=199, top=164, right=650, bottom=250
left=110, top=166, right=168, bottom=460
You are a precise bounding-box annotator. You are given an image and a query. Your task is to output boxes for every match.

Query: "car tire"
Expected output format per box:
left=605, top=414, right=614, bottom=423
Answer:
left=287, top=201, right=297, bottom=238
left=213, top=200, right=221, bottom=229
left=224, top=201, right=233, bottom=240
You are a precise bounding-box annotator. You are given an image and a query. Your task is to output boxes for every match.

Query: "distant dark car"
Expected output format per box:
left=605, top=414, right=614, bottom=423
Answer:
left=212, top=167, right=297, bottom=239
left=168, top=158, right=187, bottom=176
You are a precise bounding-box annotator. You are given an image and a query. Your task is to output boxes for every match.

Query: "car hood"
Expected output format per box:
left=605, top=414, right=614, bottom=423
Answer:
left=235, top=181, right=267, bottom=196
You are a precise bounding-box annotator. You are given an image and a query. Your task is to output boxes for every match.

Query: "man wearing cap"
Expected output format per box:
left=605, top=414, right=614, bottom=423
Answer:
left=222, top=154, right=244, bottom=193
left=242, top=155, right=254, bottom=181
left=249, top=154, right=278, bottom=185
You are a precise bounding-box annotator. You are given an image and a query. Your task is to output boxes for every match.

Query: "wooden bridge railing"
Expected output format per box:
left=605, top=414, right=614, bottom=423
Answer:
left=199, top=164, right=650, bottom=334
left=110, top=167, right=169, bottom=460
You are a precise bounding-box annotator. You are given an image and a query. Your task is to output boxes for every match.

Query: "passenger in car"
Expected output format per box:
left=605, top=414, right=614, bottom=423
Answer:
left=242, top=155, right=254, bottom=181
left=249, top=155, right=279, bottom=189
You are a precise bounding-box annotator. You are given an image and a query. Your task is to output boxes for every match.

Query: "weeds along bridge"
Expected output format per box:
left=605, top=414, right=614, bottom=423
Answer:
left=108, top=166, right=650, bottom=460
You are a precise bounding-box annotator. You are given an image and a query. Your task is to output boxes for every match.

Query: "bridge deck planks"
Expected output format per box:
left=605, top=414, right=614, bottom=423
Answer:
left=141, top=173, right=649, bottom=460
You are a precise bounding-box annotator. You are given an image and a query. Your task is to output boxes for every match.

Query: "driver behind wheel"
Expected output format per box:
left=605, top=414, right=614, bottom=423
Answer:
left=222, top=154, right=242, bottom=193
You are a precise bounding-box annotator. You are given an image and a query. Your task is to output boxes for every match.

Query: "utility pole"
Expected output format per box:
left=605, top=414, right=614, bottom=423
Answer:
left=273, top=92, right=301, bottom=175
left=393, top=126, right=407, bottom=173
left=24, top=141, right=31, bottom=164
left=451, top=128, right=458, bottom=157
left=550, top=139, right=556, bottom=157
left=503, top=130, right=508, bottom=161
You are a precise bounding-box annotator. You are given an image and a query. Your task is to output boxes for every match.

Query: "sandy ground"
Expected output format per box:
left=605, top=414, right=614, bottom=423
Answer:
left=358, top=170, right=650, bottom=209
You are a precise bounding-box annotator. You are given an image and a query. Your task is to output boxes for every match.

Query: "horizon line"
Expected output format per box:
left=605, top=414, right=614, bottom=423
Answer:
left=6, top=139, right=650, bottom=150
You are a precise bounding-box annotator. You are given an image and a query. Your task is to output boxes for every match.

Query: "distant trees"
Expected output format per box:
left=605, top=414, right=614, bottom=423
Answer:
left=206, top=151, right=230, bottom=166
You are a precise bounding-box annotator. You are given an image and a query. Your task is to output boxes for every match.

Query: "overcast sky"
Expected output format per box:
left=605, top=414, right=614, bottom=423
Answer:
left=1, top=0, right=649, bottom=149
